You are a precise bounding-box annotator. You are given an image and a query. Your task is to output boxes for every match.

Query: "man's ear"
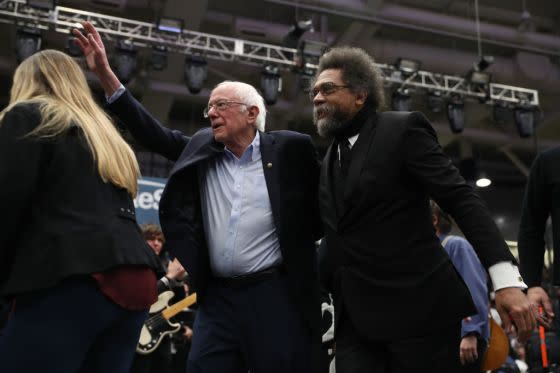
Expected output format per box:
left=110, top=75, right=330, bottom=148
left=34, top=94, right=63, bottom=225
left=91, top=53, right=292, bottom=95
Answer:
left=247, top=106, right=260, bottom=125
left=355, top=90, right=368, bottom=106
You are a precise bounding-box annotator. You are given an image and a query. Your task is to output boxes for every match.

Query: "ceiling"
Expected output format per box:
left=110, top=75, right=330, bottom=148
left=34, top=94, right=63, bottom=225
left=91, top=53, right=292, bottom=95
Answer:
left=1, top=0, right=560, bottom=239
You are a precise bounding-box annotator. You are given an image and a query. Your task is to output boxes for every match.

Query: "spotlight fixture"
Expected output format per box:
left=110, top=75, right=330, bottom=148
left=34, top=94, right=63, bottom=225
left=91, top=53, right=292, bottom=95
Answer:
left=184, top=54, right=208, bottom=94
left=298, top=67, right=315, bottom=93
left=283, top=19, right=313, bottom=48
left=260, top=65, right=281, bottom=105
left=475, top=174, right=492, bottom=188
left=297, top=40, right=328, bottom=68
left=514, top=105, right=536, bottom=138
left=157, top=17, right=183, bottom=33
left=26, top=0, right=56, bottom=10
left=114, top=40, right=138, bottom=84
left=447, top=95, right=465, bottom=133
left=15, top=27, right=42, bottom=63
left=466, top=70, right=491, bottom=86
left=475, top=55, right=494, bottom=72
left=151, top=45, right=168, bottom=71
left=427, top=91, right=444, bottom=113
left=492, top=101, right=511, bottom=125
left=394, top=58, right=421, bottom=77
left=392, top=89, right=411, bottom=112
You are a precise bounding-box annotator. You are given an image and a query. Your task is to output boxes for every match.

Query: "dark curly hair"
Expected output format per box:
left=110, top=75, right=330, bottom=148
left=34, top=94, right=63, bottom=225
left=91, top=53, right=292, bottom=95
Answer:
left=314, top=46, right=386, bottom=110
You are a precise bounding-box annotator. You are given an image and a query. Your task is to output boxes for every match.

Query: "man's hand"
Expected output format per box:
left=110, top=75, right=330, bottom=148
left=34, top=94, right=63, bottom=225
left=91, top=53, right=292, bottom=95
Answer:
left=166, top=258, right=186, bottom=280
left=527, top=286, right=554, bottom=327
left=495, top=287, right=537, bottom=343
left=459, top=335, right=478, bottom=365
left=72, top=21, right=121, bottom=95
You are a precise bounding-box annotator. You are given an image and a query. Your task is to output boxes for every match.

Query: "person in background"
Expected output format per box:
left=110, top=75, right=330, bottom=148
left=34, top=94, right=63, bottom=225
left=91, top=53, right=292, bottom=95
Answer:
left=130, top=224, right=192, bottom=373
left=0, top=49, right=160, bottom=373
left=431, top=200, right=489, bottom=372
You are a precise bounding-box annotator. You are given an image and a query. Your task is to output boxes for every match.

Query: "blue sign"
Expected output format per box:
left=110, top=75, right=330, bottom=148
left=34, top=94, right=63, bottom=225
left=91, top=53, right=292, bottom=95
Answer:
left=134, top=177, right=167, bottom=226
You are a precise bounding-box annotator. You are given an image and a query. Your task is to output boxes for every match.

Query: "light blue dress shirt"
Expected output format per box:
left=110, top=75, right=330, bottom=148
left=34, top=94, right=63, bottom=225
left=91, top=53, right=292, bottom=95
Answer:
left=200, top=132, right=282, bottom=277
left=107, top=87, right=282, bottom=277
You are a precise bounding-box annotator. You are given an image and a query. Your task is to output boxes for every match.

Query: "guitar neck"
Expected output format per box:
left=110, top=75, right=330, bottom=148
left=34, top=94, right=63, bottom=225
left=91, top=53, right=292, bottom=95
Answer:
left=161, top=293, right=197, bottom=320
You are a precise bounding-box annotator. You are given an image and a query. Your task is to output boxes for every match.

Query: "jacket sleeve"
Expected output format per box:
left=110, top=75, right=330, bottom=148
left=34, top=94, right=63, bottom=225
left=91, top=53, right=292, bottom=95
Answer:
left=446, top=238, right=489, bottom=338
left=402, top=111, right=515, bottom=269
left=0, top=105, right=46, bottom=275
left=303, top=135, right=323, bottom=241
left=107, top=90, right=190, bottom=162
left=518, top=154, right=550, bottom=287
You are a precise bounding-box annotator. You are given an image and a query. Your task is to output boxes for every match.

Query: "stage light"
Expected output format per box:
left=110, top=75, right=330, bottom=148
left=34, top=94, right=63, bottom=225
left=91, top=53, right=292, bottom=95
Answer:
left=26, top=0, right=56, bottom=10
left=157, top=17, right=183, bottom=33
left=184, top=54, right=207, bottom=94
left=151, top=45, right=168, bottom=71
left=447, top=95, right=465, bottom=133
left=395, top=58, right=420, bottom=77
left=283, top=19, right=313, bottom=48
left=297, top=40, right=328, bottom=69
left=15, top=27, right=42, bottom=63
left=492, top=101, right=511, bottom=125
left=475, top=55, right=494, bottom=72
left=260, top=65, right=281, bottom=105
left=297, top=67, right=315, bottom=92
left=114, top=40, right=138, bottom=84
left=467, top=70, right=491, bottom=86
left=514, top=105, right=536, bottom=138
left=427, top=91, right=444, bottom=113
left=392, top=89, right=411, bottom=112
left=476, top=174, right=492, bottom=188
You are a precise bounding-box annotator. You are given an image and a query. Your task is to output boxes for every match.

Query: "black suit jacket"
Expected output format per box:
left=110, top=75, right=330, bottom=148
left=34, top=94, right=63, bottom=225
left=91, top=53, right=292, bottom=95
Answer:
left=108, top=91, right=323, bottom=335
left=0, top=102, right=160, bottom=297
left=318, top=109, right=516, bottom=339
left=518, top=146, right=560, bottom=287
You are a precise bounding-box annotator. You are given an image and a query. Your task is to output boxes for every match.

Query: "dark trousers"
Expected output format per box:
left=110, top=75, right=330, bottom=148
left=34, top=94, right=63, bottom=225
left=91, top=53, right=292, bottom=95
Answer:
left=0, top=277, right=147, bottom=373
left=130, top=338, right=173, bottom=373
left=336, top=311, right=463, bottom=373
left=187, top=272, right=312, bottom=373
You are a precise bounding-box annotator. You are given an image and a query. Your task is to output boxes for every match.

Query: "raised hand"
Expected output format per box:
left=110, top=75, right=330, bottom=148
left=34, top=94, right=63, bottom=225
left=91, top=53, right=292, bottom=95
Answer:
left=72, top=21, right=121, bottom=95
left=72, top=21, right=110, bottom=73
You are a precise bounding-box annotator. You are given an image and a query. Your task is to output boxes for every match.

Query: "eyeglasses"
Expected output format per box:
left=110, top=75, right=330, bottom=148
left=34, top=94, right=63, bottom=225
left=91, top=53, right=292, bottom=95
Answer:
left=309, top=82, right=350, bottom=100
left=203, top=100, right=249, bottom=118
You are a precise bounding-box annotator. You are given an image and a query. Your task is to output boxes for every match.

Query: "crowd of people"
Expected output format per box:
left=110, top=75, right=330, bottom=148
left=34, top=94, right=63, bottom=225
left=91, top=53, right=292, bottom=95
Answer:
left=0, top=19, right=558, bottom=373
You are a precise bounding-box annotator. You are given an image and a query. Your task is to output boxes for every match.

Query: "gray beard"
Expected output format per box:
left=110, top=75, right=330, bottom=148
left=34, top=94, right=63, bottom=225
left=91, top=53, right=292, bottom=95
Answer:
left=313, top=104, right=351, bottom=138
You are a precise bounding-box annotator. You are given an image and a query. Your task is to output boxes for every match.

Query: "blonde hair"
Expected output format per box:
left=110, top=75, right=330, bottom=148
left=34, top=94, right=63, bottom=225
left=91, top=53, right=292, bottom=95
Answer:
left=0, top=49, right=140, bottom=196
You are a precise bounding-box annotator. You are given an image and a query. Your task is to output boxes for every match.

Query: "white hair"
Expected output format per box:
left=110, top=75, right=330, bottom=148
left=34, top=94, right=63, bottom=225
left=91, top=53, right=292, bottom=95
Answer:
left=213, top=81, right=267, bottom=131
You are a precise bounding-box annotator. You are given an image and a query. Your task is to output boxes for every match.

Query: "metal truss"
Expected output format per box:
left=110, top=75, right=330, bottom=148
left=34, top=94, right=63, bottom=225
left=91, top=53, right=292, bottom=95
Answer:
left=0, top=0, right=539, bottom=106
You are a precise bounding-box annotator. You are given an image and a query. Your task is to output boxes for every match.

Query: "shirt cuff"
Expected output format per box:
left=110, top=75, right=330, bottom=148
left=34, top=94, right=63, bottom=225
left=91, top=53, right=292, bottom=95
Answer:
left=488, top=261, right=527, bottom=291
left=106, top=84, right=126, bottom=104
left=160, top=276, right=170, bottom=287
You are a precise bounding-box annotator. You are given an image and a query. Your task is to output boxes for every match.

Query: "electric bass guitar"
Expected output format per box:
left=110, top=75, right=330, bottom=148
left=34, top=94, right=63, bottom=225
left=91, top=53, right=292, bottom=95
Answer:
left=137, top=292, right=197, bottom=354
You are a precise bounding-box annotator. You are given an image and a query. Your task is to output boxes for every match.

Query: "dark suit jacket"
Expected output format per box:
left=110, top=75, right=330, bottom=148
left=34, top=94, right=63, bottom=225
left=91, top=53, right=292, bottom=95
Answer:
left=318, top=109, right=516, bottom=339
left=518, top=146, right=560, bottom=287
left=108, top=91, right=323, bottom=335
left=0, top=102, right=160, bottom=297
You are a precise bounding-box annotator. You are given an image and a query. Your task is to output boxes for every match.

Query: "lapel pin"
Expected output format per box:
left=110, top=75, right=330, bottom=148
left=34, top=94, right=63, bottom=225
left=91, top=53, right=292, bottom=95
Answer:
left=267, top=162, right=272, bottom=168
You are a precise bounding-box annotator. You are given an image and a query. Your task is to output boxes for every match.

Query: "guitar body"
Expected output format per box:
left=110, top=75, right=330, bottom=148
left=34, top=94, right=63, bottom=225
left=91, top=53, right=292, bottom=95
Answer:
left=137, top=291, right=182, bottom=355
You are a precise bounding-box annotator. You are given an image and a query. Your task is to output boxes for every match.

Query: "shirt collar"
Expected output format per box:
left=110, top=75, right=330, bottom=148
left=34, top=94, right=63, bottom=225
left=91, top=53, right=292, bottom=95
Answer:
left=224, top=131, right=261, bottom=163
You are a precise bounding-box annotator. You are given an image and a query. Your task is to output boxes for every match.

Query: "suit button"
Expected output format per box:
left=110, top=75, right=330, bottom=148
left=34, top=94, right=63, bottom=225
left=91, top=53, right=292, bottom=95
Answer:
left=120, top=208, right=124, bottom=212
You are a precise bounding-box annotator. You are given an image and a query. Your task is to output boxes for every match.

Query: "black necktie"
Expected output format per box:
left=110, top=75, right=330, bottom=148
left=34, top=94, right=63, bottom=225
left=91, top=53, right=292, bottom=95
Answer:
left=339, top=138, right=351, bottom=177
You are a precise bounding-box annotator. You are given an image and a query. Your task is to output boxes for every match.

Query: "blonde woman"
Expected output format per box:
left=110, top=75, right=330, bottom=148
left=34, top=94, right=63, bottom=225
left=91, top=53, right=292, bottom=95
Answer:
left=0, top=49, right=160, bottom=373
